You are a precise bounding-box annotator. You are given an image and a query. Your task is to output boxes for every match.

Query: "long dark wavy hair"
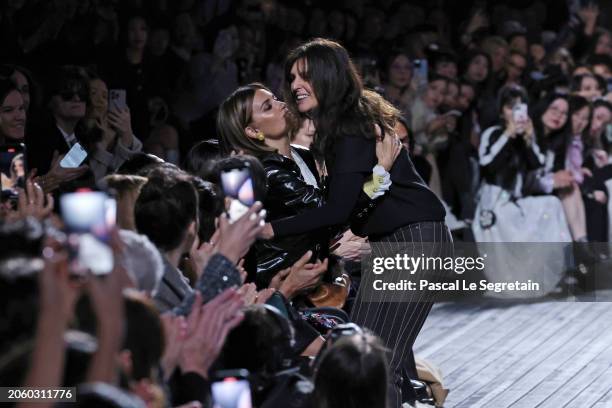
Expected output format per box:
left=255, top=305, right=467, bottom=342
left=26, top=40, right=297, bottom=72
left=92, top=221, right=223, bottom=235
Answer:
left=283, top=38, right=399, bottom=168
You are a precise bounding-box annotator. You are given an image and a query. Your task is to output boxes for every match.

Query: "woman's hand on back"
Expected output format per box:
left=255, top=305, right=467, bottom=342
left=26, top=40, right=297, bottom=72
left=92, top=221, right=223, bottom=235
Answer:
left=376, top=127, right=402, bottom=172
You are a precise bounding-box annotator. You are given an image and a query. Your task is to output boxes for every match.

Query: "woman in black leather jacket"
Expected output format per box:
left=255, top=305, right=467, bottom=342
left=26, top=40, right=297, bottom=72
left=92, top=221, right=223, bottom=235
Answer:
left=217, top=83, right=400, bottom=287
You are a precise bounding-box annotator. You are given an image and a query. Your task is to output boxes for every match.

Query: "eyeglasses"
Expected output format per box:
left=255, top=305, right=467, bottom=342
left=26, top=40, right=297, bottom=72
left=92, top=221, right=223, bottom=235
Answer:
left=59, top=88, right=88, bottom=102
left=548, top=105, right=568, bottom=117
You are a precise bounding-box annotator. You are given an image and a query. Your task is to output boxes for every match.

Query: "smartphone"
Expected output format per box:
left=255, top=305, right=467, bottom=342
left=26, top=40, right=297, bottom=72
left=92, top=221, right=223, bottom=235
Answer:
left=606, top=123, right=612, bottom=144
left=413, top=59, right=428, bottom=88
left=109, top=89, right=127, bottom=111
left=512, top=103, right=528, bottom=123
left=0, top=143, right=27, bottom=191
left=60, top=143, right=88, bottom=168
left=60, top=191, right=116, bottom=275
left=220, top=167, right=255, bottom=222
left=211, top=369, right=253, bottom=408
left=607, top=78, right=612, bottom=94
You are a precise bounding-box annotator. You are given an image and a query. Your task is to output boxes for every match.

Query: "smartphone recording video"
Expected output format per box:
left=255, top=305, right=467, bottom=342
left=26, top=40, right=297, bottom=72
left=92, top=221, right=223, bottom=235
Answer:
left=512, top=103, right=528, bottom=134
left=109, top=89, right=127, bottom=111
left=0, top=143, right=26, bottom=192
left=60, top=191, right=116, bottom=275
left=220, top=166, right=255, bottom=222
left=212, top=369, right=253, bottom=408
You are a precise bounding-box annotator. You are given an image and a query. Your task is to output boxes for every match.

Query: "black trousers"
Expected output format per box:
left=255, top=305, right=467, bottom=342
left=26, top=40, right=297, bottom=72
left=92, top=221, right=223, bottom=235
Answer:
left=350, top=221, right=453, bottom=408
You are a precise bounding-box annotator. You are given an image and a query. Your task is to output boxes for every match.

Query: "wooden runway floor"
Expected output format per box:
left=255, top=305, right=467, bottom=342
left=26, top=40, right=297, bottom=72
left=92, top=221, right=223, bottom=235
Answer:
left=414, top=294, right=612, bottom=407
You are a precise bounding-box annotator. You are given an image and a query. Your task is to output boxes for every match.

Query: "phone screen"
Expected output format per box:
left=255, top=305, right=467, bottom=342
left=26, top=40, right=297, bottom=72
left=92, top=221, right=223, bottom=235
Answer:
left=212, top=371, right=252, bottom=408
left=60, top=191, right=115, bottom=275
left=109, top=89, right=127, bottom=111
left=413, top=59, right=428, bottom=88
left=60, top=143, right=88, bottom=168
left=221, top=167, right=255, bottom=205
left=0, top=143, right=26, bottom=192
left=512, top=103, right=528, bottom=123
left=221, top=167, right=255, bottom=222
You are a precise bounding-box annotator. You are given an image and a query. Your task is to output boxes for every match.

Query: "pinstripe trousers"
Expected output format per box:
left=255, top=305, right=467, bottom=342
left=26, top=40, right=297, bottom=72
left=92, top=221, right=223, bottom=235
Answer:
left=350, top=221, right=453, bottom=408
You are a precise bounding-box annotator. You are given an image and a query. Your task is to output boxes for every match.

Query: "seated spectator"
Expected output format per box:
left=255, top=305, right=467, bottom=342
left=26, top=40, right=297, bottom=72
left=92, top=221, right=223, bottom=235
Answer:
left=0, top=79, right=26, bottom=146
left=572, top=73, right=605, bottom=101
left=312, top=329, right=388, bottom=408
left=82, top=72, right=143, bottom=184
left=217, top=304, right=314, bottom=408
left=473, top=86, right=571, bottom=294
left=504, top=51, right=527, bottom=87
left=380, top=50, right=415, bottom=117
left=183, top=139, right=221, bottom=182
left=0, top=80, right=26, bottom=191
left=430, top=48, right=458, bottom=79
left=118, top=229, right=164, bottom=296
left=410, top=74, right=450, bottom=197
left=532, top=93, right=594, bottom=245
left=26, top=66, right=90, bottom=192
left=100, top=15, right=169, bottom=142
left=134, top=167, right=200, bottom=312
left=589, top=99, right=612, bottom=152
left=565, top=95, right=609, bottom=243
left=0, top=64, right=37, bottom=114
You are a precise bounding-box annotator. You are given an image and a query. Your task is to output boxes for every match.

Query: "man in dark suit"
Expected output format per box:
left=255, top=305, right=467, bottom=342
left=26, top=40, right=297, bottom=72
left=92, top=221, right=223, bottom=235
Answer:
left=26, top=66, right=89, bottom=188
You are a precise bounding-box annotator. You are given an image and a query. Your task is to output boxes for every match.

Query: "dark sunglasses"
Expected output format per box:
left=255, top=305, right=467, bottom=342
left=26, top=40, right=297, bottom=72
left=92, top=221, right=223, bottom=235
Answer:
left=59, top=88, right=88, bottom=102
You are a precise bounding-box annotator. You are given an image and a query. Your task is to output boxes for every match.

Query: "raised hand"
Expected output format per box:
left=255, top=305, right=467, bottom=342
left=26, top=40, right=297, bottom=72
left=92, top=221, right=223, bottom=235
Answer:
left=216, top=202, right=265, bottom=263
left=35, top=150, right=88, bottom=193
left=279, top=250, right=328, bottom=299
left=178, top=288, right=244, bottom=379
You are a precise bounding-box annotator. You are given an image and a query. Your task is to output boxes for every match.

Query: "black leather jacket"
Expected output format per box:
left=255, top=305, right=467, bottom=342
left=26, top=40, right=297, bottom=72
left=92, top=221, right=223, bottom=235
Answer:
left=255, top=146, right=327, bottom=287
left=255, top=145, right=378, bottom=287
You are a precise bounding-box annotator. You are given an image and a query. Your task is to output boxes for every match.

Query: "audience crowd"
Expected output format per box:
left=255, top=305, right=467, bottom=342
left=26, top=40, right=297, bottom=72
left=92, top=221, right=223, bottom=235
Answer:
left=2, top=0, right=612, bottom=407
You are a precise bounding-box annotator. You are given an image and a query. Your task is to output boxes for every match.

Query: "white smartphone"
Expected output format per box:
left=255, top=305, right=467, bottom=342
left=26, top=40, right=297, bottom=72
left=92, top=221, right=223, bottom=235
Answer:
left=60, top=191, right=116, bottom=275
left=60, top=143, right=88, bottom=168
left=212, top=369, right=253, bottom=408
left=512, top=103, right=528, bottom=123
left=220, top=167, right=255, bottom=223
left=109, top=89, right=127, bottom=111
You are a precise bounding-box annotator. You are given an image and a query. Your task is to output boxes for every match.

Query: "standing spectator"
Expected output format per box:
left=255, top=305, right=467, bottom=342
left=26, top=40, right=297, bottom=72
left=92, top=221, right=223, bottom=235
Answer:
left=101, top=15, right=169, bottom=142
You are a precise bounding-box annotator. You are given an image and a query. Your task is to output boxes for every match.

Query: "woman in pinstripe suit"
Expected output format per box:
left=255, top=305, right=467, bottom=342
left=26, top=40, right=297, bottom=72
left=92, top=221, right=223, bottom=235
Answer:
left=259, top=38, right=452, bottom=407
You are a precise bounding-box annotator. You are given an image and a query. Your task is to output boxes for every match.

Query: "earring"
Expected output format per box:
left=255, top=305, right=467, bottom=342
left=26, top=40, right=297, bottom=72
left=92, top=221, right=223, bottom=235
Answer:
left=256, top=131, right=265, bottom=141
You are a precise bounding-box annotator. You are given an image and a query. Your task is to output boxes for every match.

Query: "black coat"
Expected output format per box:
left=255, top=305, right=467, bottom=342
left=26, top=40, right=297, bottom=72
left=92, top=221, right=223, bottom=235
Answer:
left=255, top=146, right=328, bottom=287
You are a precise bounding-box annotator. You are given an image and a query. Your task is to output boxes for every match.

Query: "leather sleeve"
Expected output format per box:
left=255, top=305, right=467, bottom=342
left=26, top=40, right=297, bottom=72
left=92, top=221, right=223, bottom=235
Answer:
left=266, top=164, right=323, bottom=211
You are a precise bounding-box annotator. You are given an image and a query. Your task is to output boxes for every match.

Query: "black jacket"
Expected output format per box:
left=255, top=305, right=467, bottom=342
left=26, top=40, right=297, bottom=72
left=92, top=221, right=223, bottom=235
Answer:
left=255, top=146, right=328, bottom=287
left=255, top=145, right=380, bottom=287
left=480, top=125, right=545, bottom=196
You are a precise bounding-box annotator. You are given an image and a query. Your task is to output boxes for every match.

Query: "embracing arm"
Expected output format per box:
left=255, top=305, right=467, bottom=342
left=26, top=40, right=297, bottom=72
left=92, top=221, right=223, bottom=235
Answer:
left=271, top=170, right=367, bottom=237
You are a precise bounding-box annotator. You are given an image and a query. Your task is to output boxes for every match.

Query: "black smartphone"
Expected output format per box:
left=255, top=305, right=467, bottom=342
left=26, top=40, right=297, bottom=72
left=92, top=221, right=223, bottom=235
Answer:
left=220, top=166, right=255, bottom=222
left=211, top=369, right=253, bottom=408
left=0, top=143, right=27, bottom=192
